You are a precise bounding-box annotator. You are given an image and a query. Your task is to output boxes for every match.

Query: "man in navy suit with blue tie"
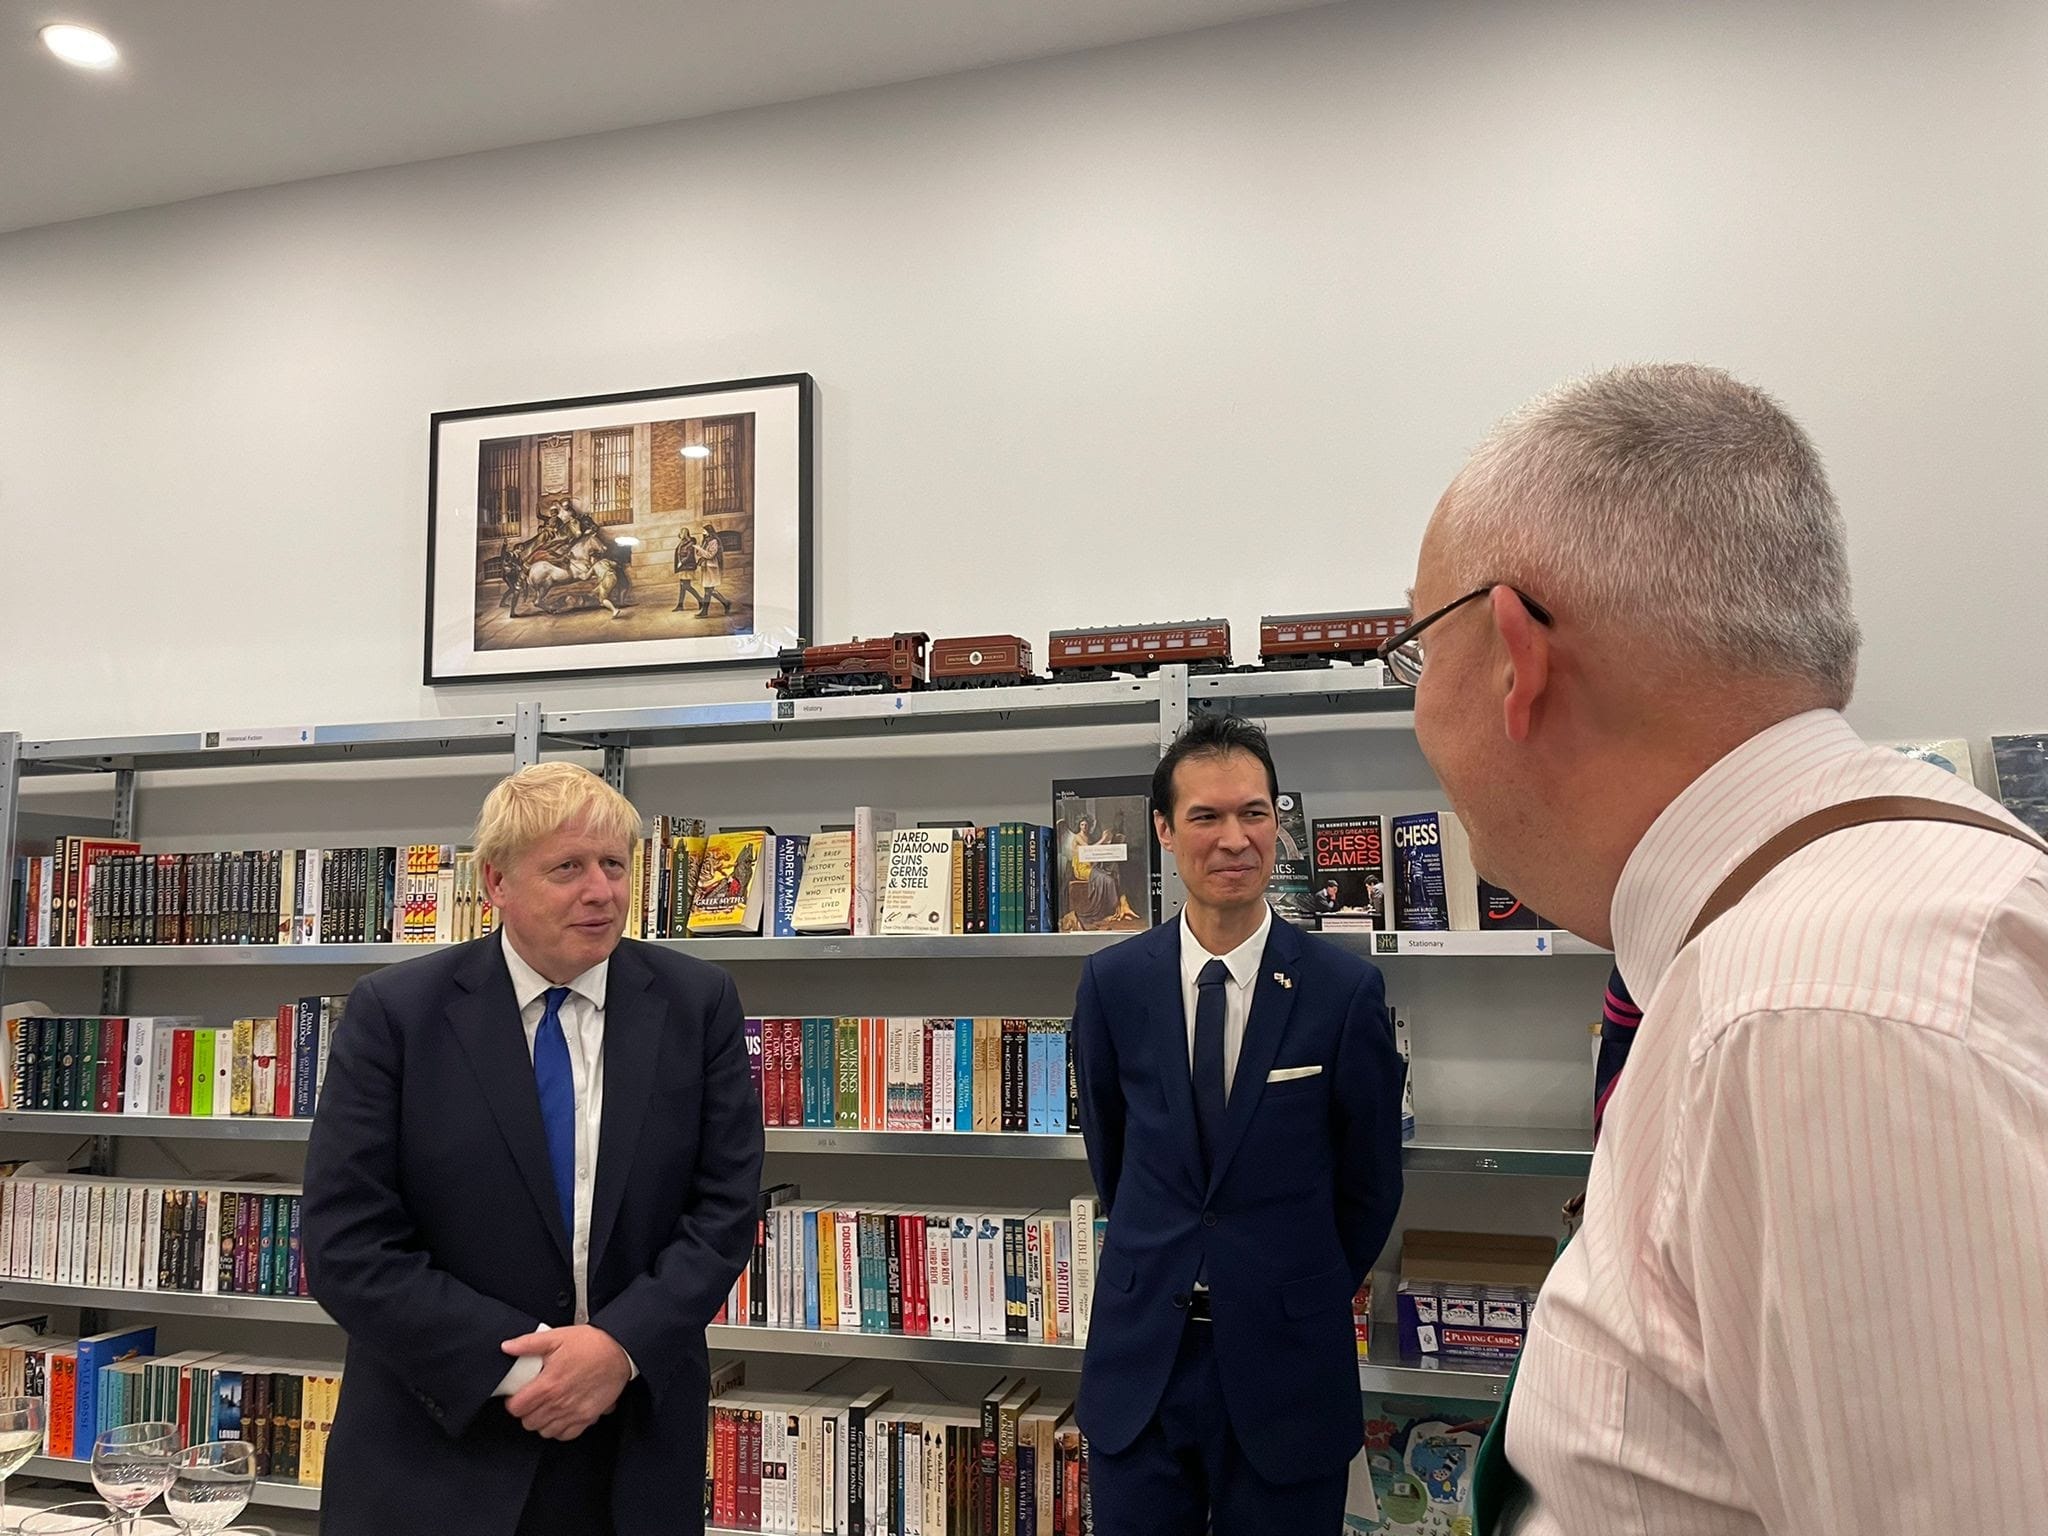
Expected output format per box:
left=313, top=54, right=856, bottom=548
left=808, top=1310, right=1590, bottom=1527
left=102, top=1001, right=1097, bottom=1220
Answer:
left=304, top=763, right=763, bottom=1536
left=1073, top=715, right=1405, bottom=1535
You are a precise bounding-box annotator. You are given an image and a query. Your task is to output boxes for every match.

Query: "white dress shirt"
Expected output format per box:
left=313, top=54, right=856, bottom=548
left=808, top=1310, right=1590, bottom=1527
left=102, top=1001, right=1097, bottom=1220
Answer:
left=494, top=935, right=620, bottom=1397
left=1177, top=902, right=1274, bottom=1102
left=1505, top=709, right=2048, bottom=1534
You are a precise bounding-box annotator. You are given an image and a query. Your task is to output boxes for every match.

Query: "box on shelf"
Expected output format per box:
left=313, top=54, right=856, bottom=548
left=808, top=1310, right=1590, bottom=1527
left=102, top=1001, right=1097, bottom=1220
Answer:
left=1395, top=1229, right=1554, bottom=1365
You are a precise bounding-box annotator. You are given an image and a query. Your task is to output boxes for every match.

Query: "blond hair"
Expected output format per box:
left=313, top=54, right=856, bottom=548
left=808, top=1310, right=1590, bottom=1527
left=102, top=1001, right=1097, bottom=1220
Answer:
left=473, top=762, right=641, bottom=872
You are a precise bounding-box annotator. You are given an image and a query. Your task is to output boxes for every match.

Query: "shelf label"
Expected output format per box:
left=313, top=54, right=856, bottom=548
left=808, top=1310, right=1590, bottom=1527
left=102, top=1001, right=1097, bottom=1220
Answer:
left=1371, top=931, right=1559, bottom=956
left=203, top=725, right=313, bottom=750
left=777, top=695, right=910, bottom=721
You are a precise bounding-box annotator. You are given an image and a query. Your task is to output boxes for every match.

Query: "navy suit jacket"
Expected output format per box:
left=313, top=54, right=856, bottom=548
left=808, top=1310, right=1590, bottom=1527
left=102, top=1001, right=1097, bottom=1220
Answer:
left=1073, top=913, right=1404, bottom=1482
left=302, top=933, right=764, bottom=1535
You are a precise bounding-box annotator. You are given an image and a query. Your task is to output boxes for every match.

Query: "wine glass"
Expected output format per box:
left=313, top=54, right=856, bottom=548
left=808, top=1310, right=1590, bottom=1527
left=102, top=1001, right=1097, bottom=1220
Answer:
left=163, top=1442, right=253, bottom=1536
left=0, top=1396, right=47, bottom=1534
left=17, top=1502, right=120, bottom=1534
left=91, top=1422, right=177, bottom=1533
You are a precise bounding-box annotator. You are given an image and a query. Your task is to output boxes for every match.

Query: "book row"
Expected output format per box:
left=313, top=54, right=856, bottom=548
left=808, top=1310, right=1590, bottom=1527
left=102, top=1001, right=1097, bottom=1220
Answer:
left=0, top=1175, right=309, bottom=1298
left=0, top=1318, right=337, bottom=1483
left=718, top=1188, right=1104, bottom=1349
left=0, top=1005, right=339, bottom=1118
left=707, top=1369, right=1087, bottom=1536
left=618, top=813, right=1067, bottom=942
left=5, top=841, right=498, bottom=948
left=750, top=1019, right=1079, bottom=1136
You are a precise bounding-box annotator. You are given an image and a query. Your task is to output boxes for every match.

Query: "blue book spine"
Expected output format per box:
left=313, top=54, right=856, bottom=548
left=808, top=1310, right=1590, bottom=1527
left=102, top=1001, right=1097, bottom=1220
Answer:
left=217, top=1371, right=242, bottom=1439
left=1049, top=1025, right=1069, bottom=1134
left=954, top=1018, right=974, bottom=1131
left=772, top=834, right=810, bottom=938
left=1390, top=812, right=1451, bottom=931
left=804, top=1210, right=821, bottom=1329
left=76, top=1325, right=156, bottom=1450
left=1025, top=825, right=1041, bottom=934
left=1028, top=1021, right=1049, bottom=1134
left=801, top=1018, right=819, bottom=1128
left=292, top=998, right=318, bottom=1116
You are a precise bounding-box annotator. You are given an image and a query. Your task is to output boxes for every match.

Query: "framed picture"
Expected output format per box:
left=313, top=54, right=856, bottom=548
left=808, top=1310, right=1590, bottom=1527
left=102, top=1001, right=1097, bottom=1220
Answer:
left=425, top=373, right=813, bottom=684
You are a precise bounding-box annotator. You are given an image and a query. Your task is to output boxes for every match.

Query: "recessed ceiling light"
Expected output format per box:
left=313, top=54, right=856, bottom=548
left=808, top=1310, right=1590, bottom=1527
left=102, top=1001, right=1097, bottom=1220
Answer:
left=41, top=23, right=119, bottom=69
left=680, top=444, right=711, bottom=459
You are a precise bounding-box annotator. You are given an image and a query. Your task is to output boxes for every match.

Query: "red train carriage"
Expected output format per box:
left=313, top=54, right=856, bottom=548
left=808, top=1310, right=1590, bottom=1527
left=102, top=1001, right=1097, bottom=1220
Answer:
left=768, top=632, right=929, bottom=698
left=928, top=634, right=1038, bottom=689
left=1046, top=620, right=1234, bottom=681
left=1258, top=608, right=1410, bottom=670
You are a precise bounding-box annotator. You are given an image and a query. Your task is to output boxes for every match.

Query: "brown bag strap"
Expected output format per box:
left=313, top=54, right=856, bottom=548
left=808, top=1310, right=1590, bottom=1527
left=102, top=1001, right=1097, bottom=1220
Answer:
left=1683, top=794, right=2048, bottom=947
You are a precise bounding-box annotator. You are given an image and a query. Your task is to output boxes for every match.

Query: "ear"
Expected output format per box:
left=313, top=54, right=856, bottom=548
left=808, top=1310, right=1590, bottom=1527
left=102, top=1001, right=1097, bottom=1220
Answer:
left=1152, top=808, right=1176, bottom=857
left=1490, top=586, right=1550, bottom=744
left=481, top=859, right=510, bottom=905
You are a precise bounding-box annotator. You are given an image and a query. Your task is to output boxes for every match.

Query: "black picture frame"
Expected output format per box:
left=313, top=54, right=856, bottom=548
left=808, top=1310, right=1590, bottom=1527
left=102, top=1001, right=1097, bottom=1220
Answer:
left=424, top=372, right=813, bottom=685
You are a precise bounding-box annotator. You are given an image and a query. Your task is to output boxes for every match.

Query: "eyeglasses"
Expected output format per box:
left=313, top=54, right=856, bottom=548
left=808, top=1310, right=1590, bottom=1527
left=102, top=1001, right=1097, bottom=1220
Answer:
left=1376, top=585, right=1554, bottom=688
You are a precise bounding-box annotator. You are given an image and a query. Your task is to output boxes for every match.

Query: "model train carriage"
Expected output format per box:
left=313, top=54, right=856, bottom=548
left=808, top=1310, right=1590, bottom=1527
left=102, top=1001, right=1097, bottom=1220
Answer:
left=768, top=631, right=930, bottom=698
left=1258, top=607, right=1411, bottom=669
left=1046, top=619, right=1233, bottom=680
left=927, top=634, right=1038, bottom=689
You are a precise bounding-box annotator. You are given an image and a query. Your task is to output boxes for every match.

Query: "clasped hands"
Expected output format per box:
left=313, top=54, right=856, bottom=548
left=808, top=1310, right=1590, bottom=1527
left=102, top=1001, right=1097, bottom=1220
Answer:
left=502, top=1323, right=632, bottom=1441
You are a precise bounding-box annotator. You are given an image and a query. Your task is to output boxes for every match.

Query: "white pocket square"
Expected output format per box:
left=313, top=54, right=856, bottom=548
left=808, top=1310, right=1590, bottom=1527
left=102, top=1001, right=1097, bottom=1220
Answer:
left=1266, top=1064, right=1323, bottom=1083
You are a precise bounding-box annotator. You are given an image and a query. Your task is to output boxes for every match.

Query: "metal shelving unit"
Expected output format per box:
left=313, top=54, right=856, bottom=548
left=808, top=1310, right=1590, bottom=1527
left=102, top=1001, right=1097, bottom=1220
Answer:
left=0, top=1111, right=313, bottom=1142
left=0, top=1280, right=330, bottom=1324
left=19, top=1457, right=323, bottom=1512
left=0, top=666, right=1589, bottom=1458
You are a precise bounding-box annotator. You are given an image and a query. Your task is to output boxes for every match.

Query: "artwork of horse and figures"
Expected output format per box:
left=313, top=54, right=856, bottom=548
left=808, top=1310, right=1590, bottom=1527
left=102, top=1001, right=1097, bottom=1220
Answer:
left=425, top=374, right=813, bottom=683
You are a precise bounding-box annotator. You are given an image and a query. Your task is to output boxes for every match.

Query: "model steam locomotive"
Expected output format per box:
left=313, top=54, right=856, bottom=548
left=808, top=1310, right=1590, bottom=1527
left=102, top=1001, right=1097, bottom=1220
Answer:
left=768, top=607, right=1409, bottom=699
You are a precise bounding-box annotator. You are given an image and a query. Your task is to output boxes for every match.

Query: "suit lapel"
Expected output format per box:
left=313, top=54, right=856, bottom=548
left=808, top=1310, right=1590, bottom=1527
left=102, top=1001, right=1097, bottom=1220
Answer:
left=1145, top=921, right=1206, bottom=1197
left=1206, top=916, right=1303, bottom=1197
left=448, top=932, right=571, bottom=1267
left=590, top=941, right=663, bottom=1273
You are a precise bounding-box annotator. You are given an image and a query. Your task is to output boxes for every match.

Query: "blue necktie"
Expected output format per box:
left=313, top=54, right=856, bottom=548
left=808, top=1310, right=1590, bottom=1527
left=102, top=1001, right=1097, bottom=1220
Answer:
left=533, top=985, right=577, bottom=1242
left=1193, top=958, right=1230, bottom=1176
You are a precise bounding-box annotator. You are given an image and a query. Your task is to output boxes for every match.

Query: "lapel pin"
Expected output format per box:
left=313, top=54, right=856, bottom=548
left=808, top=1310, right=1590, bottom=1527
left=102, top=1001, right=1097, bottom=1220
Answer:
left=1274, top=972, right=1293, bottom=989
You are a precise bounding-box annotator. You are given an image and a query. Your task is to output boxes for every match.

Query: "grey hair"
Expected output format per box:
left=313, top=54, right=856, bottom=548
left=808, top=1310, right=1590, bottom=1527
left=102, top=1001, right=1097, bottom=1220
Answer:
left=1437, top=363, right=1860, bottom=706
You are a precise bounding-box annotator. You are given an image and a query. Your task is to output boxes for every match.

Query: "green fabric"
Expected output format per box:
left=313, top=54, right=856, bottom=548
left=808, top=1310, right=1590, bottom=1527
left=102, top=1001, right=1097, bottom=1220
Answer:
left=1470, top=1227, right=1574, bottom=1535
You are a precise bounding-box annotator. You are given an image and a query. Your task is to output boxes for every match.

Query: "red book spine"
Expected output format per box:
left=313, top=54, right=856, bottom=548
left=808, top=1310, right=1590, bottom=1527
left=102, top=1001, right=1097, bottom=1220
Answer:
left=764, top=1018, right=785, bottom=1128
left=713, top=1407, right=734, bottom=1526
left=781, top=1019, right=803, bottom=1128
left=171, top=1029, right=196, bottom=1116
left=921, top=1019, right=934, bottom=1130
left=234, top=1192, right=260, bottom=1294
left=740, top=1410, right=760, bottom=1529
left=98, top=1018, right=126, bottom=1111
left=274, top=1006, right=295, bottom=1117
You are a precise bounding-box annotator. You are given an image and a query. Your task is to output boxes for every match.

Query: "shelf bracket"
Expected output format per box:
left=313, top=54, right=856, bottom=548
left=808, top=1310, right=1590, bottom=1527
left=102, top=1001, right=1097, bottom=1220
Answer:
left=514, top=701, right=543, bottom=770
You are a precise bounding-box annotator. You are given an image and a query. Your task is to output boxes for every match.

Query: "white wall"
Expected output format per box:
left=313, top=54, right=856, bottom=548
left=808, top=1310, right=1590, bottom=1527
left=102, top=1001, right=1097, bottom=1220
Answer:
left=1, top=0, right=2043, bottom=749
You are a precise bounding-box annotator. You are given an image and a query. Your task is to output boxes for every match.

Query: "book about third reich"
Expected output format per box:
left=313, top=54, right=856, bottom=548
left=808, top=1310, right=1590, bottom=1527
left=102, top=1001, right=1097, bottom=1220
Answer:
left=1052, top=777, right=1156, bottom=932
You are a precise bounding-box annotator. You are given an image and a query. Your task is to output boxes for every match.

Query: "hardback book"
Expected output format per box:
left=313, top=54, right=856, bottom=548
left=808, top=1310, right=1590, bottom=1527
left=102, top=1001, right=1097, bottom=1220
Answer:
left=771, top=834, right=810, bottom=939
left=1889, top=737, right=1973, bottom=780
left=1390, top=810, right=1480, bottom=931
left=879, top=829, right=956, bottom=936
left=1051, top=777, right=1156, bottom=932
left=1991, top=734, right=2048, bottom=839
left=792, top=829, right=856, bottom=935
left=687, top=831, right=770, bottom=936
left=851, top=808, right=899, bottom=938
left=1311, top=814, right=1386, bottom=930
left=1477, top=879, right=1551, bottom=931
left=1266, top=791, right=1317, bottom=926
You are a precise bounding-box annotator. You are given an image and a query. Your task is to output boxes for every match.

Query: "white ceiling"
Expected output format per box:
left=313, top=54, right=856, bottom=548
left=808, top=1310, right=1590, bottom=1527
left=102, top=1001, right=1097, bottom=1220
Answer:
left=1, top=0, right=1331, bottom=234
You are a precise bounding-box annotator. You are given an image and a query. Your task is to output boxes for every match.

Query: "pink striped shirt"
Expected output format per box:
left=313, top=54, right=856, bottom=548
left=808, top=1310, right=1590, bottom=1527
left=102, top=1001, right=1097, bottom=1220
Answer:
left=1505, top=709, right=2048, bottom=1534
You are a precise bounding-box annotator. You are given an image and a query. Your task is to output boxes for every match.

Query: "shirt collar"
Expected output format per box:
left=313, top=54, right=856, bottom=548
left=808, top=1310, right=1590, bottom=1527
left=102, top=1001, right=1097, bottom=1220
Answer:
left=501, top=931, right=610, bottom=1013
left=1179, top=902, right=1274, bottom=989
left=1610, top=708, right=1866, bottom=1000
